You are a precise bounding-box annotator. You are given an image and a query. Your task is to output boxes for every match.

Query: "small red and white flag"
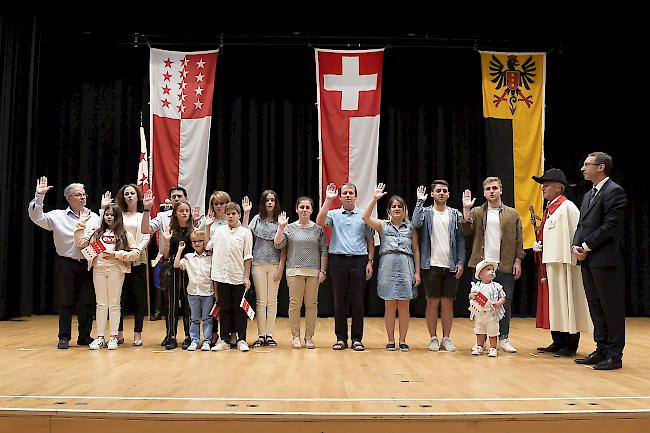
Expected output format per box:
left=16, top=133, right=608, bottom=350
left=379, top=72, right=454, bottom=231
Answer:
left=137, top=125, right=150, bottom=193
left=240, top=294, right=255, bottom=321
left=315, top=48, right=383, bottom=213
left=149, top=48, right=217, bottom=217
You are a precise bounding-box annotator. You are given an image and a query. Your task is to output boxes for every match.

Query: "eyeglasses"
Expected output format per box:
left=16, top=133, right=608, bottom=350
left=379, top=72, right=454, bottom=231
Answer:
left=583, top=162, right=602, bottom=167
left=72, top=193, right=87, bottom=198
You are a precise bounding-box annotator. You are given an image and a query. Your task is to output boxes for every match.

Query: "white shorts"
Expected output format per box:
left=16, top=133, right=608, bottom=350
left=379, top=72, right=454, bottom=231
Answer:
left=474, top=317, right=499, bottom=337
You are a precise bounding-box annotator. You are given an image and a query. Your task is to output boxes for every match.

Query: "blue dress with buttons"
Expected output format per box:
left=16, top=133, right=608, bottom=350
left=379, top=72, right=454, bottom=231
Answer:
left=377, top=221, right=415, bottom=300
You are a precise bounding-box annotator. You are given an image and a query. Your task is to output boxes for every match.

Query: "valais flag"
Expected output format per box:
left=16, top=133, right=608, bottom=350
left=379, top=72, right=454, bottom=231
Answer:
left=315, top=49, right=383, bottom=215
left=149, top=48, right=217, bottom=217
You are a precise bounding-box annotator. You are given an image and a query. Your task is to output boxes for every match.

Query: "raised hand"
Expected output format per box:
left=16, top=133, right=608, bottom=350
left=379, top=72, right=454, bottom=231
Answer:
left=325, top=183, right=338, bottom=200
left=462, top=189, right=476, bottom=209
left=416, top=185, right=427, bottom=201
left=242, top=196, right=252, bottom=213
left=278, top=211, right=289, bottom=227
left=204, top=213, right=215, bottom=227
left=162, top=226, right=172, bottom=242
left=178, top=240, right=186, bottom=250
left=80, top=208, right=91, bottom=223
left=101, top=191, right=112, bottom=210
left=143, top=190, right=154, bottom=211
left=192, top=205, right=202, bottom=222
left=36, top=176, right=53, bottom=195
left=373, top=183, right=387, bottom=201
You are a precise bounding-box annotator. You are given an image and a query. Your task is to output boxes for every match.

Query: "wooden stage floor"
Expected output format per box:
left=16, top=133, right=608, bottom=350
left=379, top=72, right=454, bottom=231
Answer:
left=1, top=315, right=649, bottom=432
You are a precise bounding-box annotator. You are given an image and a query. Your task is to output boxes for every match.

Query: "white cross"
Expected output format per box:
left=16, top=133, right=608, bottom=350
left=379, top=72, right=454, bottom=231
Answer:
left=324, top=56, right=377, bottom=111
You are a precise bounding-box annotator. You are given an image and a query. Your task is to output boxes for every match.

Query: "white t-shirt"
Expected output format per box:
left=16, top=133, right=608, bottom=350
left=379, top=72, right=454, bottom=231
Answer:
left=430, top=209, right=451, bottom=268
left=484, top=207, right=501, bottom=264
left=95, top=229, right=116, bottom=267
left=207, top=224, right=253, bottom=285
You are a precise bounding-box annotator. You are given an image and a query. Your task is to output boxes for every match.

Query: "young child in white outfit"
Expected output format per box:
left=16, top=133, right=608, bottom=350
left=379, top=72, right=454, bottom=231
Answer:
left=469, top=260, right=506, bottom=357
left=174, top=230, right=214, bottom=352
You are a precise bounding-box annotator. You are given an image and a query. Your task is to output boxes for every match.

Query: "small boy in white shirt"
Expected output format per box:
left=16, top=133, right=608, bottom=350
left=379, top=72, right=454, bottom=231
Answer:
left=205, top=202, right=253, bottom=352
left=469, top=260, right=506, bottom=357
left=174, top=230, right=213, bottom=352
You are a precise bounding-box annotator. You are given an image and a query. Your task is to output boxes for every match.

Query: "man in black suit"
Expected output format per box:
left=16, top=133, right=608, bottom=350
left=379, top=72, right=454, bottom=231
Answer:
left=572, top=152, right=627, bottom=370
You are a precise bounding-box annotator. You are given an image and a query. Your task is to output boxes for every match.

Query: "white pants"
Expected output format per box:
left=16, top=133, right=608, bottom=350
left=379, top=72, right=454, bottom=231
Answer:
left=474, top=316, right=499, bottom=337
left=93, top=264, right=125, bottom=337
left=252, top=262, right=280, bottom=337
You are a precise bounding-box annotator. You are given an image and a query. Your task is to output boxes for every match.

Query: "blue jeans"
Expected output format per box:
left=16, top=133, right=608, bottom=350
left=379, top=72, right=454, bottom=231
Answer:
left=494, top=272, right=514, bottom=339
left=187, top=294, right=214, bottom=343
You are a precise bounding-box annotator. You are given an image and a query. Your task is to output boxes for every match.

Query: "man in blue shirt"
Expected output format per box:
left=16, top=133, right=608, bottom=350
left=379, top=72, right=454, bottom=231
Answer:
left=28, top=176, right=101, bottom=349
left=316, top=183, right=375, bottom=351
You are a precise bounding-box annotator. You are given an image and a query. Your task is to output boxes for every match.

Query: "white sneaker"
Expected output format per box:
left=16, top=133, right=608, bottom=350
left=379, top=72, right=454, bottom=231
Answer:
left=89, top=337, right=105, bottom=350
left=187, top=341, right=198, bottom=351
left=471, top=345, right=483, bottom=356
left=211, top=339, right=230, bottom=351
left=488, top=347, right=498, bottom=357
left=292, top=336, right=302, bottom=349
left=429, top=336, right=440, bottom=352
left=305, top=338, right=315, bottom=349
left=201, top=341, right=211, bottom=351
left=440, top=337, right=457, bottom=352
left=107, top=337, right=118, bottom=350
left=237, top=340, right=250, bottom=352
left=498, top=338, right=517, bottom=353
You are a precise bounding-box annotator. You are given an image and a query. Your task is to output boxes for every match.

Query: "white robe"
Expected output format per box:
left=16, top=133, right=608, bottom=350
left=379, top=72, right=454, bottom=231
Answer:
left=542, top=199, right=593, bottom=334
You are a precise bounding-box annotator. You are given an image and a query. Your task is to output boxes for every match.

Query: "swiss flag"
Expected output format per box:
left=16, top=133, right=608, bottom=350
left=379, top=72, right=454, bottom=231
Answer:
left=149, top=48, right=218, bottom=217
left=315, top=49, right=383, bottom=214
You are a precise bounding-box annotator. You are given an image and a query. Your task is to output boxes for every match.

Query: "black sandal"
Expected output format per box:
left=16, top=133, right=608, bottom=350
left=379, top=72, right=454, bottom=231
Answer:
left=332, top=340, right=347, bottom=350
left=266, top=336, right=277, bottom=347
left=352, top=341, right=365, bottom=351
left=252, top=337, right=265, bottom=348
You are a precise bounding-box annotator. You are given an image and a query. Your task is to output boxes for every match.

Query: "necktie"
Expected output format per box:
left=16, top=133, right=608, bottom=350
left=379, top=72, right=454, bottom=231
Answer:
left=588, top=187, right=598, bottom=206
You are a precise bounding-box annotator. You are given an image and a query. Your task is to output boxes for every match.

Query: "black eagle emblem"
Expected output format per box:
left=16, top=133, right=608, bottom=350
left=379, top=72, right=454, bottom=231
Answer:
left=489, top=55, right=537, bottom=115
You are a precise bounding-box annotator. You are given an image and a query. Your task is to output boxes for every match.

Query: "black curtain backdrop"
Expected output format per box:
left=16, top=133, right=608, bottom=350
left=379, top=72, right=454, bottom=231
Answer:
left=1, top=18, right=647, bottom=320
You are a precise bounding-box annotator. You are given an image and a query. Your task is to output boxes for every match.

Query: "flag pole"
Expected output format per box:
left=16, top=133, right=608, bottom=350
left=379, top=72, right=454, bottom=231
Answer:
left=140, top=110, right=152, bottom=318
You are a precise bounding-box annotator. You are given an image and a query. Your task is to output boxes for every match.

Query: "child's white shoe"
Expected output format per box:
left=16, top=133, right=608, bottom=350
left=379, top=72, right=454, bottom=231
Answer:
left=107, top=337, right=119, bottom=350
left=471, top=345, right=483, bottom=356
left=89, top=337, right=105, bottom=350
left=488, top=347, right=498, bottom=357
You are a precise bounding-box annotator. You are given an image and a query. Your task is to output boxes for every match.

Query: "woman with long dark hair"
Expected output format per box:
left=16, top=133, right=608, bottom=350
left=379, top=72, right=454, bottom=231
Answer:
left=161, top=201, right=194, bottom=350
left=242, top=190, right=286, bottom=348
left=114, top=184, right=150, bottom=346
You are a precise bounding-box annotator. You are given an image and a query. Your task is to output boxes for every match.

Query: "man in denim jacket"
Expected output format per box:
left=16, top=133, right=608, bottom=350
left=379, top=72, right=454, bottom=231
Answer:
left=412, top=180, right=465, bottom=352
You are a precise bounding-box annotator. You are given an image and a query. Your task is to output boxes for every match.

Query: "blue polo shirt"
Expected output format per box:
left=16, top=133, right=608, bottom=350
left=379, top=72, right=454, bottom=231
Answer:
left=326, top=207, right=373, bottom=255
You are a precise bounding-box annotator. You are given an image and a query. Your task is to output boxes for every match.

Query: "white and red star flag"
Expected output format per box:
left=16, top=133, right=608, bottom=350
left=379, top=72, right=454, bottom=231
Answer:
left=315, top=48, right=383, bottom=214
left=137, top=125, right=150, bottom=193
left=149, top=48, right=218, bottom=217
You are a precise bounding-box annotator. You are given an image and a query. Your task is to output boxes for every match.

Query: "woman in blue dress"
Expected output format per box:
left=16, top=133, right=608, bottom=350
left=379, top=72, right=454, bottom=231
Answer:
left=362, top=183, right=421, bottom=351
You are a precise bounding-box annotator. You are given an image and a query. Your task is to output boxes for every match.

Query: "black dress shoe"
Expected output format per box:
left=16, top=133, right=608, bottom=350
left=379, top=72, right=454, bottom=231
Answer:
left=57, top=339, right=70, bottom=349
left=575, top=351, right=605, bottom=365
left=593, top=358, right=622, bottom=370
left=77, top=336, right=94, bottom=346
left=181, top=338, right=192, bottom=350
left=537, top=342, right=561, bottom=353
left=161, top=337, right=170, bottom=347
left=165, top=339, right=178, bottom=350
left=554, top=348, right=577, bottom=357
left=150, top=312, right=162, bottom=321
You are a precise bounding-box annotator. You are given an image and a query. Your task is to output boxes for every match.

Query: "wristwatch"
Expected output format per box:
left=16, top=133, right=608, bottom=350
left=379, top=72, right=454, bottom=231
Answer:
left=319, top=270, right=327, bottom=275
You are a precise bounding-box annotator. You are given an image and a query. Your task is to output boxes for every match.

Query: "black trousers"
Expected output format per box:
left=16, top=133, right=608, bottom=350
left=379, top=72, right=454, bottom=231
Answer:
left=165, top=268, right=190, bottom=339
left=581, top=263, right=626, bottom=360
left=54, top=255, right=95, bottom=341
left=330, top=254, right=367, bottom=343
left=217, top=283, right=247, bottom=342
left=118, top=264, right=147, bottom=333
